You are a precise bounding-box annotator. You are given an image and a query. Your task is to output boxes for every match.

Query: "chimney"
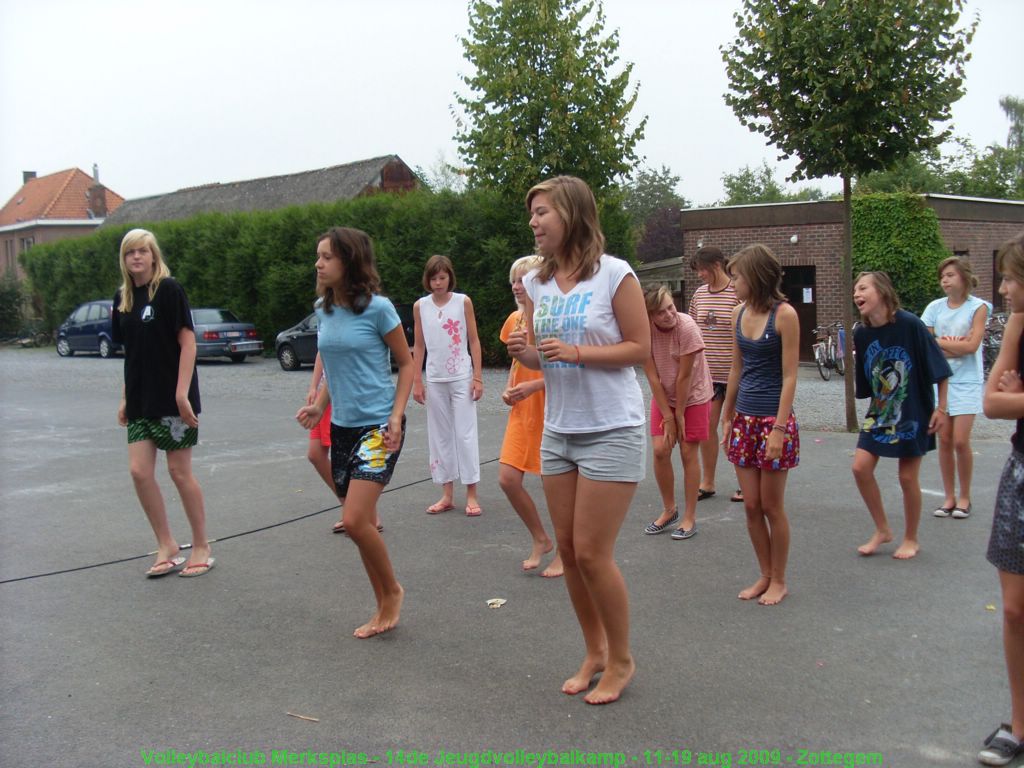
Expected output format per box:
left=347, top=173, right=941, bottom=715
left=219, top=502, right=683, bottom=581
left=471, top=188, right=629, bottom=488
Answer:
left=22, top=171, right=36, bottom=184
left=88, top=164, right=107, bottom=219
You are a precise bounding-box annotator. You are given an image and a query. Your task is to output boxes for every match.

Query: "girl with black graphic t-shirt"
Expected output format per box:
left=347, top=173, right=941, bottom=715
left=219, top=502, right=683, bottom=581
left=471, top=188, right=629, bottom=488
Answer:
left=111, top=229, right=212, bottom=578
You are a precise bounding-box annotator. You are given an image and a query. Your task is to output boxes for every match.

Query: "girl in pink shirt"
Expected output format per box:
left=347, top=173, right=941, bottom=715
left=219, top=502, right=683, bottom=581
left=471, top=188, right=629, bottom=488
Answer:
left=642, top=285, right=714, bottom=540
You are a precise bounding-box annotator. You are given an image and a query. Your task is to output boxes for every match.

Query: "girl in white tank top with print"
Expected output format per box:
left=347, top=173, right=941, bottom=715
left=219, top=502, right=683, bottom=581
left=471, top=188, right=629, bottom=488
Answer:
left=412, top=255, right=483, bottom=516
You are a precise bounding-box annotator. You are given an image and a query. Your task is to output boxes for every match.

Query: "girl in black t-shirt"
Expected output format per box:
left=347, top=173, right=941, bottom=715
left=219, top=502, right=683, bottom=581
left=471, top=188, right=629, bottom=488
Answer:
left=851, top=271, right=950, bottom=561
left=111, top=229, right=213, bottom=578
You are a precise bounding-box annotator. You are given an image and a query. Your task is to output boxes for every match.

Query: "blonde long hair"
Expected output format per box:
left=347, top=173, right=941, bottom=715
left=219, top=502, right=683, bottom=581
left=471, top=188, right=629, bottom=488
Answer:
left=526, top=176, right=605, bottom=284
left=117, top=229, right=171, bottom=312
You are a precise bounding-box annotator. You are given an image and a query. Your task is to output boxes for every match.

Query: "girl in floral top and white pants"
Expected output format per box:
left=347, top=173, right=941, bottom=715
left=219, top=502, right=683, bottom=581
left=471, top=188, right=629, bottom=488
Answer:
left=412, top=255, right=484, bottom=516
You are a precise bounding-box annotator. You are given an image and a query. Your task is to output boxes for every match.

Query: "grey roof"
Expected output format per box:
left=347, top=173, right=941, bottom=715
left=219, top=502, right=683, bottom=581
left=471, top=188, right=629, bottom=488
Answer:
left=103, top=155, right=412, bottom=226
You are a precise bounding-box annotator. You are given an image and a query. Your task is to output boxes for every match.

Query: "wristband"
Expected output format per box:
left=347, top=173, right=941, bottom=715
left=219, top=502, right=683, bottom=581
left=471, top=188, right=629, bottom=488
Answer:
left=473, top=378, right=483, bottom=384
left=935, top=406, right=947, bottom=414
left=771, top=424, right=786, bottom=433
left=574, top=345, right=581, bottom=365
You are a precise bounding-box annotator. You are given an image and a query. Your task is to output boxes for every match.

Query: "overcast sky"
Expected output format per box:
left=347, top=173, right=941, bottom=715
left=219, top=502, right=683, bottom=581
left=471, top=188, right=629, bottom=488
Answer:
left=1, top=0, right=1020, bottom=208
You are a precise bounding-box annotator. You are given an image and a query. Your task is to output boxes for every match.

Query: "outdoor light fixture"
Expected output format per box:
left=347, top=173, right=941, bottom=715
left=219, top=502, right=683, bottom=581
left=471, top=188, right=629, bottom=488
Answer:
left=790, top=234, right=799, bottom=244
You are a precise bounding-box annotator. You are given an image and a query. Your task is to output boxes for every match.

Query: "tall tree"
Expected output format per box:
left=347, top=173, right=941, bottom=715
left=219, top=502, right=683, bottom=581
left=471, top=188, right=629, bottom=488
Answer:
left=720, top=161, right=827, bottom=204
left=722, top=0, right=976, bottom=430
left=454, top=0, right=646, bottom=199
left=621, top=165, right=688, bottom=229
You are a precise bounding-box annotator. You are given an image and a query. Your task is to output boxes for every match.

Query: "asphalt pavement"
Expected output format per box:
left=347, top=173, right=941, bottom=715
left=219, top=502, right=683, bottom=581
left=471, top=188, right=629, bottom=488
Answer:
left=0, top=348, right=1019, bottom=767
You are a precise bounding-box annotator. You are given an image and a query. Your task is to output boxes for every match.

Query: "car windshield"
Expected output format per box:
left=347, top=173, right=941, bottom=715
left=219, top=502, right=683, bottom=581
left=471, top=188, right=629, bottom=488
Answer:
left=192, top=309, right=240, bottom=324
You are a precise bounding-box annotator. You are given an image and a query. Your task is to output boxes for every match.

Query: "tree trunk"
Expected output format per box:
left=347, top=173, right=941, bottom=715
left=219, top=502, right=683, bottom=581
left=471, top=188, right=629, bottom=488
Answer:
left=842, top=174, right=857, bottom=431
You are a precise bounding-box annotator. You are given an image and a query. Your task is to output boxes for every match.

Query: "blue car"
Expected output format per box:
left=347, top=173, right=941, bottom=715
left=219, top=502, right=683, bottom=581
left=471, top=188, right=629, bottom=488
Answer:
left=56, top=299, right=121, bottom=358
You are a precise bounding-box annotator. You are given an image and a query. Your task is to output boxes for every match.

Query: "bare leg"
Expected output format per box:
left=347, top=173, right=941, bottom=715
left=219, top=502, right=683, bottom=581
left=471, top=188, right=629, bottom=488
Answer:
left=308, top=440, right=335, bottom=495
left=465, top=481, right=482, bottom=514
left=735, top=465, right=771, bottom=599
left=343, top=479, right=403, bottom=638
left=893, top=456, right=922, bottom=559
left=679, top=441, right=700, bottom=531
left=952, top=414, right=976, bottom=509
left=498, top=463, right=554, bottom=570
left=851, top=449, right=893, bottom=555
left=543, top=471, right=639, bottom=701
left=544, top=471, right=606, bottom=695
left=570, top=476, right=638, bottom=705
left=165, top=448, right=211, bottom=573
left=128, top=441, right=180, bottom=570
left=998, top=571, right=1024, bottom=739
left=698, top=396, right=724, bottom=493
left=757, top=469, right=791, bottom=606
left=651, top=435, right=677, bottom=525
left=935, top=417, right=957, bottom=509
left=427, top=481, right=455, bottom=513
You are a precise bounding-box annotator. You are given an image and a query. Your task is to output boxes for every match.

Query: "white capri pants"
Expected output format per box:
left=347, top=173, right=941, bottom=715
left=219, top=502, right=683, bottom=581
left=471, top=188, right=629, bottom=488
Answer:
left=425, top=376, right=480, bottom=485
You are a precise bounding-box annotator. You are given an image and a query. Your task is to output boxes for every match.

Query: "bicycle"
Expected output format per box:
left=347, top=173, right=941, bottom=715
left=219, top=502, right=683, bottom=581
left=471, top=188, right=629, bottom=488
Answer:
left=812, top=321, right=846, bottom=381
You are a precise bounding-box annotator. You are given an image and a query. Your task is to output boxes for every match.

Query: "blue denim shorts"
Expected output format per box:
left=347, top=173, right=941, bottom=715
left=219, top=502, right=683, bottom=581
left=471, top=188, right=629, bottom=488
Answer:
left=540, top=423, right=646, bottom=483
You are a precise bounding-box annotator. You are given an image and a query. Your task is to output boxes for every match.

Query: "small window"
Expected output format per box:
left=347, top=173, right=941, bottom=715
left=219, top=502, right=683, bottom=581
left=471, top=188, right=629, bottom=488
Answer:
left=86, top=304, right=102, bottom=321
left=100, top=305, right=110, bottom=320
left=72, top=306, right=89, bottom=323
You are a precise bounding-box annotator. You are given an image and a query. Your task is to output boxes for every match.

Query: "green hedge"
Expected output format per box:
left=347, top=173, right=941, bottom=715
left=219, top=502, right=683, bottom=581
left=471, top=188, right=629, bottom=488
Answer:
left=852, top=193, right=949, bottom=315
left=20, top=189, right=634, bottom=364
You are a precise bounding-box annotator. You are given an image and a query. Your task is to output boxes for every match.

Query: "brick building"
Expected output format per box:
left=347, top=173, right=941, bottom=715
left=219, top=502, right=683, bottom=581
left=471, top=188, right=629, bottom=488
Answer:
left=637, top=195, right=1024, bottom=360
left=0, top=167, right=124, bottom=280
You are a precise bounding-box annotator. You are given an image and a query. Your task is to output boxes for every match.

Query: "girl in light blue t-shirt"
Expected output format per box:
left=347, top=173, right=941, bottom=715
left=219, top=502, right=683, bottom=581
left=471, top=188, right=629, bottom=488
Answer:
left=296, top=227, right=414, bottom=639
left=921, top=256, right=992, bottom=520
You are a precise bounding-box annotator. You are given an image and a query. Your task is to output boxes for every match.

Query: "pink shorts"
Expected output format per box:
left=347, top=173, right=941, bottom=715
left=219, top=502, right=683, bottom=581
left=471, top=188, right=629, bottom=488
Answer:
left=650, top=399, right=711, bottom=442
left=309, top=403, right=333, bottom=447
left=726, top=412, right=800, bottom=471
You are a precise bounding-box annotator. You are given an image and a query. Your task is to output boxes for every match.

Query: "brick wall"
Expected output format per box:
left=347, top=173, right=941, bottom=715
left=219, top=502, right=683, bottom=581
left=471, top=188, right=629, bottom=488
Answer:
left=681, top=223, right=846, bottom=328
left=937, top=220, right=1022, bottom=312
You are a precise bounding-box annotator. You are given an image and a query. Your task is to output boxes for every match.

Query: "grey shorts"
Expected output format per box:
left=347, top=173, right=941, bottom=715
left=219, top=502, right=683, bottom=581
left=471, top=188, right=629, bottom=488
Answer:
left=540, top=424, right=646, bottom=483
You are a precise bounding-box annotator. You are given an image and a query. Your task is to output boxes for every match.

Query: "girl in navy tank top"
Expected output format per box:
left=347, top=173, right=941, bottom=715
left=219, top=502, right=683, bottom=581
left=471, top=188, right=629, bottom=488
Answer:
left=720, top=244, right=800, bottom=607
left=977, top=232, right=1024, bottom=766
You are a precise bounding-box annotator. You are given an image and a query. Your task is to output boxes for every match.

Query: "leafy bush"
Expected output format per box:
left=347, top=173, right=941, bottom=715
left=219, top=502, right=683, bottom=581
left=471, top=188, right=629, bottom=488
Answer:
left=0, top=271, right=26, bottom=337
left=852, top=193, right=949, bottom=315
left=19, top=189, right=634, bottom=363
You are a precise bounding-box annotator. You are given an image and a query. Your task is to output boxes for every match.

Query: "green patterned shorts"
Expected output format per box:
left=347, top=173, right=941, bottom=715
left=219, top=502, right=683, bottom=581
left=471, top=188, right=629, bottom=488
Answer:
left=127, top=416, right=198, bottom=451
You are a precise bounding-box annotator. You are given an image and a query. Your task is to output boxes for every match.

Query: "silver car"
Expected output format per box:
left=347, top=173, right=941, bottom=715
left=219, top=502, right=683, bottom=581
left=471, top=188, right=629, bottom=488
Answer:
left=191, top=308, right=263, bottom=363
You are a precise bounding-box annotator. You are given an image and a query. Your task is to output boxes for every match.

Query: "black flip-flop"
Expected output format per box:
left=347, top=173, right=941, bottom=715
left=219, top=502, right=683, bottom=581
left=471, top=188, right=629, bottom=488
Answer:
left=697, top=489, right=716, bottom=501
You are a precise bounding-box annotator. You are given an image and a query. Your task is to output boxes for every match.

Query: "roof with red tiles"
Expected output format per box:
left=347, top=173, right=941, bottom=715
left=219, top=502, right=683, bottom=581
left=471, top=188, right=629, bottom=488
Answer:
left=0, top=168, right=125, bottom=226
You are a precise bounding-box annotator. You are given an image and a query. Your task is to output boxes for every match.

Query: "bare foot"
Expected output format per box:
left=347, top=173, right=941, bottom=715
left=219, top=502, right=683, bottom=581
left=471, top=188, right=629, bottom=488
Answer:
left=584, top=656, right=636, bottom=705
left=541, top=552, right=564, bottom=579
left=892, top=539, right=919, bottom=560
left=523, top=540, right=554, bottom=571
left=353, top=584, right=404, bottom=638
left=857, top=530, right=894, bottom=556
left=738, top=576, right=770, bottom=600
left=562, top=655, right=606, bottom=695
left=758, top=582, right=788, bottom=606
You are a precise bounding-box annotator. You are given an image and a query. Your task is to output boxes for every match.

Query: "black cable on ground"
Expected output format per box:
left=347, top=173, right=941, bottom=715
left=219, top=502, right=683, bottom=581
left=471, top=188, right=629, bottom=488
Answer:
left=0, top=458, right=500, bottom=586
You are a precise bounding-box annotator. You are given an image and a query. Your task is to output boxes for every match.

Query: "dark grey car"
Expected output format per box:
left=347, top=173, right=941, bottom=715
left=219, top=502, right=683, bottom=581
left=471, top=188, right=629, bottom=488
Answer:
left=56, top=299, right=122, bottom=358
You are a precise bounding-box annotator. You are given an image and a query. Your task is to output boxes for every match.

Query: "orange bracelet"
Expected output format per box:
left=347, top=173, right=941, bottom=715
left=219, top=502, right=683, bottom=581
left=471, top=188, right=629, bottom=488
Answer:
left=574, top=344, right=581, bottom=365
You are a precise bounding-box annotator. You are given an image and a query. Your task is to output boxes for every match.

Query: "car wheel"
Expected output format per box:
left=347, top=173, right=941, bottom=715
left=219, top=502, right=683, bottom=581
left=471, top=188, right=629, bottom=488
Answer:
left=56, top=337, right=73, bottom=357
left=229, top=353, right=246, bottom=363
left=277, top=344, right=300, bottom=371
left=99, top=338, right=113, bottom=358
